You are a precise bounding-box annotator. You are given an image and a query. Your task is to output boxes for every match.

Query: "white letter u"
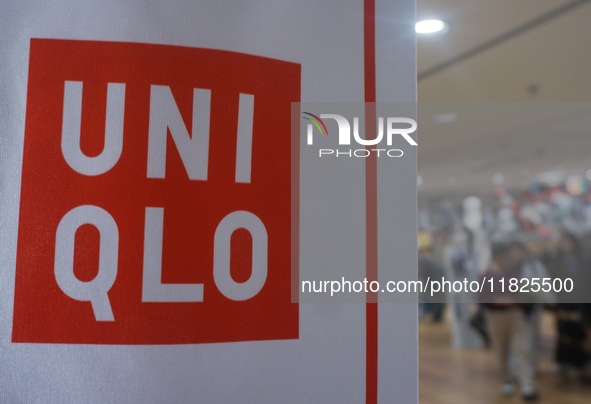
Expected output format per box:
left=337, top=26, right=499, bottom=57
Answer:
left=61, top=81, right=125, bottom=176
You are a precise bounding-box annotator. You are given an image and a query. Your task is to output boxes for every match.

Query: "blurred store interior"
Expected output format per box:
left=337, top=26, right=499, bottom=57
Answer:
left=416, top=0, right=591, bottom=403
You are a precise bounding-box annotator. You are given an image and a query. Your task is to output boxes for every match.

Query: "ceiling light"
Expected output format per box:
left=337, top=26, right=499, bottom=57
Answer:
left=415, top=19, right=448, bottom=35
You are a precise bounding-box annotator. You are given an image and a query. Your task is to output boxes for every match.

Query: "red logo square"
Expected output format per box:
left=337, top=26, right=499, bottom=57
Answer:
left=13, top=39, right=299, bottom=344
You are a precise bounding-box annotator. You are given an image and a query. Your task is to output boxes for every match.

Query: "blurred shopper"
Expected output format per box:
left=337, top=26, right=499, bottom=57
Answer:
left=443, top=229, right=484, bottom=348
left=418, top=232, right=445, bottom=322
left=507, top=242, right=555, bottom=373
left=546, top=231, right=591, bottom=380
left=545, top=231, right=582, bottom=280
left=554, top=303, right=591, bottom=380
left=481, top=242, right=540, bottom=401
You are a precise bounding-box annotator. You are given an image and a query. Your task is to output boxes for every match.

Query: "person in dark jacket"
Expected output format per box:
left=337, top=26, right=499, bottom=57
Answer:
left=548, top=231, right=591, bottom=379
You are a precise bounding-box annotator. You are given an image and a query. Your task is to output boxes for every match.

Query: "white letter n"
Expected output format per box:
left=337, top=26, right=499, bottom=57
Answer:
left=147, top=86, right=211, bottom=180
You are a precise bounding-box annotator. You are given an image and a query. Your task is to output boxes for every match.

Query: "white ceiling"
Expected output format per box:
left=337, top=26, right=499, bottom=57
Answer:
left=417, top=0, right=591, bottom=199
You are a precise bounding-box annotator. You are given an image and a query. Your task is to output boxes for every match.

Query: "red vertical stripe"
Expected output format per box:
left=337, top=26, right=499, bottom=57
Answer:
left=364, top=0, right=378, bottom=403
left=291, top=103, right=301, bottom=304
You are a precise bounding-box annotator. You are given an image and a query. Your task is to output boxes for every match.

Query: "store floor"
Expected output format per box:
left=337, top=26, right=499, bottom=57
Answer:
left=419, top=312, right=591, bottom=403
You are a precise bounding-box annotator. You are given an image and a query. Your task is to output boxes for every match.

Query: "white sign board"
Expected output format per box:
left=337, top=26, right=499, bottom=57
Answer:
left=0, top=1, right=417, bottom=402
